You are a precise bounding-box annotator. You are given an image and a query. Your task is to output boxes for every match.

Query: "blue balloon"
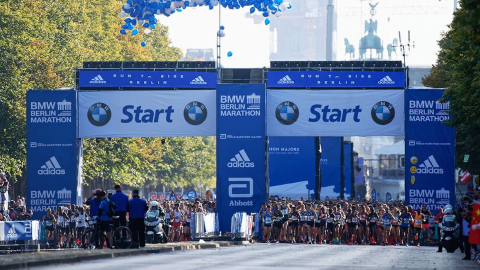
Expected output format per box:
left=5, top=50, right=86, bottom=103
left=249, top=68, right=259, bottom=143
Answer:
left=132, top=29, right=138, bottom=36
left=220, top=25, right=225, bottom=30
left=150, top=24, right=156, bottom=29
left=120, top=29, right=127, bottom=35
left=227, top=51, right=233, bottom=57
left=141, top=41, right=147, bottom=47
left=143, top=23, right=150, bottom=28
left=249, top=6, right=255, bottom=14
left=127, top=24, right=134, bottom=30
left=265, top=18, right=271, bottom=25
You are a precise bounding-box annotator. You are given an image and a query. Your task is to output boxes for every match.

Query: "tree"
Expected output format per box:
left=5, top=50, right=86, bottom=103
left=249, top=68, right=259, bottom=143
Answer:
left=422, top=0, right=480, bottom=174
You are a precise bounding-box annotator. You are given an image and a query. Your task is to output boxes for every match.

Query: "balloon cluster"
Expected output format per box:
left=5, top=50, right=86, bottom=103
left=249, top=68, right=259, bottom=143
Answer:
left=119, top=0, right=292, bottom=46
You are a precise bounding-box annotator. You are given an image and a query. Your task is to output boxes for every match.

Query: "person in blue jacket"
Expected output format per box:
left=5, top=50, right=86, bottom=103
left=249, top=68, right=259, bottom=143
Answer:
left=110, top=185, right=129, bottom=230
left=128, top=190, right=148, bottom=247
left=86, top=189, right=102, bottom=218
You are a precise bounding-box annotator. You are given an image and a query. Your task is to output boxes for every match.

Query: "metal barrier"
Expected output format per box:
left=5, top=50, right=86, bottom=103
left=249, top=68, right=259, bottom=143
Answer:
left=190, top=213, right=220, bottom=239
left=230, top=212, right=253, bottom=241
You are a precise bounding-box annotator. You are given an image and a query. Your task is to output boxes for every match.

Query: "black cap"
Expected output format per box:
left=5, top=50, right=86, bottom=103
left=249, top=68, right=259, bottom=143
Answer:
left=133, top=190, right=139, bottom=195
left=98, top=190, right=106, bottom=197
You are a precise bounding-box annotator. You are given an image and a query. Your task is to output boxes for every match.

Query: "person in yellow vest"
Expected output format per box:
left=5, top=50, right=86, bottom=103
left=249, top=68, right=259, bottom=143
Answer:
left=413, top=207, right=424, bottom=247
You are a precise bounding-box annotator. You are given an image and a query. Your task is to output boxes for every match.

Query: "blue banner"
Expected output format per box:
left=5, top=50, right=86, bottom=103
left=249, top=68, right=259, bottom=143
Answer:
left=372, top=189, right=377, bottom=201
left=4, top=221, right=33, bottom=241
left=320, top=137, right=341, bottom=199
left=386, top=192, right=392, bottom=201
left=268, top=137, right=316, bottom=200
left=357, top=192, right=361, bottom=201
left=405, top=89, right=455, bottom=213
left=78, top=70, right=217, bottom=89
left=343, top=142, right=353, bottom=199
left=216, top=84, right=266, bottom=232
left=27, top=90, right=78, bottom=220
left=267, top=71, right=406, bottom=88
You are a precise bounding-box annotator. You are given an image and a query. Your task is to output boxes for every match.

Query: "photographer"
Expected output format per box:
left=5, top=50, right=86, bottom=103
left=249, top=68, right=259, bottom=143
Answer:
left=0, top=172, right=9, bottom=213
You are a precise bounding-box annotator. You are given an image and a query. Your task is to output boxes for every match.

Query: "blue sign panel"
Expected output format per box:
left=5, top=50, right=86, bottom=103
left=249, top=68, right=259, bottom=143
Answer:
left=78, top=70, right=217, bottom=89
left=343, top=142, right=353, bottom=199
left=386, top=192, right=392, bottom=201
left=27, top=90, right=78, bottom=220
left=216, top=84, right=266, bottom=232
left=372, top=189, right=377, bottom=201
left=269, top=137, right=316, bottom=200
left=405, top=89, right=455, bottom=214
left=4, top=221, right=33, bottom=241
left=188, top=190, right=197, bottom=200
left=267, top=71, right=406, bottom=88
left=357, top=192, right=361, bottom=201
left=320, top=137, right=342, bottom=199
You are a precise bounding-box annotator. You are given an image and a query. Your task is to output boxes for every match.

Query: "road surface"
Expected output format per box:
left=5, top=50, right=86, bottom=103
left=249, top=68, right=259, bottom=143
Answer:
left=31, top=244, right=478, bottom=270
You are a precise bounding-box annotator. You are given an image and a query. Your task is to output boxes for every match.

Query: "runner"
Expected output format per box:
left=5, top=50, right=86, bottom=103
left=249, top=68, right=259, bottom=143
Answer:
left=358, top=205, right=367, bottom=244
left=288, top=206, right=300, bottom=243
left=391, top=207, right=400, bottom=246
left=280, top=199, right=289, bottom=242
left=368, top=206, right=378, bottom=244
left=382, top=208, right=393, bottom=245
left=272, top=203, right=284, bottom=243
left=263, top=205, right=273, bottom=243
left=400, top=207, right=411, bottom=246
left=41, top=208, right=56, bottom=247
left=413, top=207, right=424, bottom=247
left=171, top=203, right=183, bottom=242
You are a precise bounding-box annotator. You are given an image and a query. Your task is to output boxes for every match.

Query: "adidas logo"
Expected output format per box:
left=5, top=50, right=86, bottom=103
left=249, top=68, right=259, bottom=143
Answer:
left=7, top=225, right=18, bottom=238
left=417, top=155, right=444, bottom=174
left=378, top=76, right=395, bottom=84
left=190, top=76, right=207, bottom=85
left=227, top=149, right=255, bottom=168
left=38, top=156, right=66, bottom=175
left=90, top=75, right=106, bottom=84
left=277, top=75, right=295, bottom=84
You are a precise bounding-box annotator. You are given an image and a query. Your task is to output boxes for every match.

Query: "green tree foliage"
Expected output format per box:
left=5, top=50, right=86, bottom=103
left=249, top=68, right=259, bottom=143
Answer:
left=0, top=0, right=216, bottom=191
left=422, top=0, right=480, bottom=174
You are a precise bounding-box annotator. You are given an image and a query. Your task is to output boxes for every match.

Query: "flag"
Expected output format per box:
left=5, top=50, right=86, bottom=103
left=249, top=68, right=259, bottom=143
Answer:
left=469, top=200, right=480, bottom=245
left=460, top=171, right=472, bottom=183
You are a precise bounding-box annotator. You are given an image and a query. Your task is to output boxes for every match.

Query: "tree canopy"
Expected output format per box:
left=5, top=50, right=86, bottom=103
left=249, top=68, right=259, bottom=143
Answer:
left=422, top=0, right=480, bottom=175
left=0, top=0, right=215, bottom=192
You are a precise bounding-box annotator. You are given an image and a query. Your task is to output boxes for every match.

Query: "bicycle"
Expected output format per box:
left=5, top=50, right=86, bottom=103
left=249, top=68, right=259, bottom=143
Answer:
left=83, top=216, right=132, bottom=249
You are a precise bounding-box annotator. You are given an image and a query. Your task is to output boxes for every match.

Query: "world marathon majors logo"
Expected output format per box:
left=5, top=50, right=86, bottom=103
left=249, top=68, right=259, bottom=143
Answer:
left=183, top=101, right=207, bottom=125
left=88, top=103, right=112, bottom=126
left=371, top=101, right=395, bottom=125
left=275, top=101, right=299, bottom=125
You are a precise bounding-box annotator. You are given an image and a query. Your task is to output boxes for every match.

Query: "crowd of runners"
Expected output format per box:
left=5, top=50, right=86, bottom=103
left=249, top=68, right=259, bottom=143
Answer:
left=39, top=188, right=216, bottom=248
left=258, top=198, right=442, bottom=247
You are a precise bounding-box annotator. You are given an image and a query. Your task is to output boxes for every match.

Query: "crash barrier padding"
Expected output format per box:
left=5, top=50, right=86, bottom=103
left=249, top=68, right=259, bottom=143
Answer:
left=0, top=221, right=40, bottom=242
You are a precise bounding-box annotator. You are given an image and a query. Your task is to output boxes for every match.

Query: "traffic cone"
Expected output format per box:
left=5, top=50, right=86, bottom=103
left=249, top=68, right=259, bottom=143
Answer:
left=103, top=239, right=107, bottom=248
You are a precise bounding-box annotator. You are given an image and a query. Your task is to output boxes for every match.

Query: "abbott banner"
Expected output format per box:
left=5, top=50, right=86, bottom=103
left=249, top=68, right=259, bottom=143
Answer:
left=79, top=90, right=216, bottom=137
left=266, top=90, right=404, bottom=136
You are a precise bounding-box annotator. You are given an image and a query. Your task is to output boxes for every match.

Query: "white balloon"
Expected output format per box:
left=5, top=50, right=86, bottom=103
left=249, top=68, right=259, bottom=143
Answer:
left=138, top=20, right=145, bottom=25
left=279, top=3, right=287, bottom=11
left=211, top=0, right=219, bottom=6
left=144, top=28, right=152, bottom=34
left=165, top=8, right=172, bottom=15
left=119, top=11, right=126, bottom=18
left=197, top=0, right=205, bottom=5
left=170, top=2, right=176, bottom=9
left=275, top=11, right=282, bottom=17
left=123, top=4, right=131, bottom=9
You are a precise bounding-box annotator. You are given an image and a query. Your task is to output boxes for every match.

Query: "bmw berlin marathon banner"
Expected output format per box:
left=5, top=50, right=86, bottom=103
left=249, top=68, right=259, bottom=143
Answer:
left=267, top=90, right=404, bottom=137
left=27, top=90, right=78, bottom=220
left=78, top=91, right=216, bottom=138
left=216, top=84, right=266, bottom=232
left=405, top=89, right=455, bottom=213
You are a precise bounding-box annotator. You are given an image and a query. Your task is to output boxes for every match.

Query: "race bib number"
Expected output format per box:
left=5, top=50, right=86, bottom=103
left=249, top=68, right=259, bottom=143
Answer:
left=265, top=217, right=272, bottom=224
left=327, top=218, right=333, bottom=223
left=415, top=220, right=421, bottom=225
left=352, top=217, right=358, bottom=223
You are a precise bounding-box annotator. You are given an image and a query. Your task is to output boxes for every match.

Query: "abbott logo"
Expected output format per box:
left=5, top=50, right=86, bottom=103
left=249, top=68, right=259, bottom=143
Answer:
left=228, top=178, right=253, bottom=198
left=38, top=156, right=65, bottom=175
left=228, top=150, right=255, bottom=168
left=417, top=155, right=444, bottom=174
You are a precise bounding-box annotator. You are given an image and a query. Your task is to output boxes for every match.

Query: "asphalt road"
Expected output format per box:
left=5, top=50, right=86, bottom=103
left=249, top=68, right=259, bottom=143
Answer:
left=31, top=244, right=478, bottom=270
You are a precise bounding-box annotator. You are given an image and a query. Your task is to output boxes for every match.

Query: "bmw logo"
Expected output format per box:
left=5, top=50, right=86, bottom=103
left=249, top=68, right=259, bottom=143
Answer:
left=87, top=103, right=111, bottom=127
left=276, top=101, right=299, bottom=125
left=184, top=101, right=207, bottom=125
left=371, top=101, right=395, bottom=125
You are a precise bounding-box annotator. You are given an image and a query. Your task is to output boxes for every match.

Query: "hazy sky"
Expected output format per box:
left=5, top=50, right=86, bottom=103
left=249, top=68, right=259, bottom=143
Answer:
left=159, top=0, right=455, bottom=67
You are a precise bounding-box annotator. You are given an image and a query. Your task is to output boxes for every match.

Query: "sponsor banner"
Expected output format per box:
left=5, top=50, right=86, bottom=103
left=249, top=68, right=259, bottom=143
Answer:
left=266, top=90, right=404, bottom=136
left=372, top=189, right=377, bottom=201
left=405, top=89, right=455, bottom=213
left=27, top=91, right=78, bottom=220
left=267, top=71, right=406, bottom=88
left=216, top=84, right=266, bottom=232
left=188, top=190, right=197, bottom=200
left=343, top=142, right=353, bottom=199
left=3, top=221, right=35, bottom=241
left=356, top=157, right=365, bottom=185
left=78, top=70, right=217, bottom=89
left=268, top=137, right=316, bottom=200
left=78, top=90, right=216, bottom=138
left=320, top=137, right=342, bottom=200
